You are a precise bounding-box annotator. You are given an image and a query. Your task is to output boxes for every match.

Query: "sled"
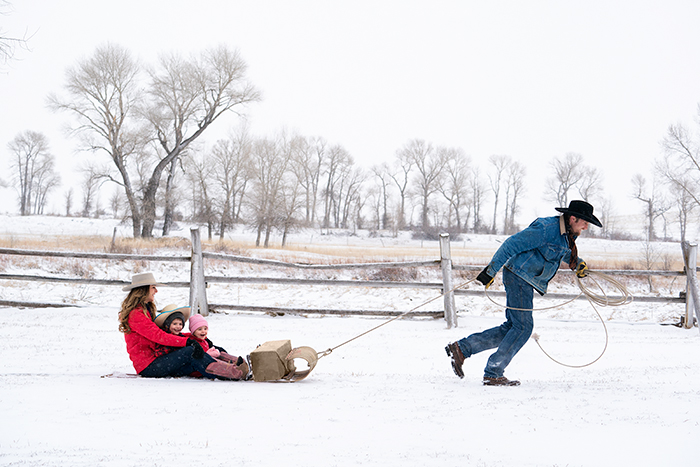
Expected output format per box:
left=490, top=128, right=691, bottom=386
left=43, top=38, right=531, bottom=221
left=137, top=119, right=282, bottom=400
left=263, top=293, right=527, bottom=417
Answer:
left=249, top=340, right=318, bottom=382
left=101, top=372, right=140, bottom=379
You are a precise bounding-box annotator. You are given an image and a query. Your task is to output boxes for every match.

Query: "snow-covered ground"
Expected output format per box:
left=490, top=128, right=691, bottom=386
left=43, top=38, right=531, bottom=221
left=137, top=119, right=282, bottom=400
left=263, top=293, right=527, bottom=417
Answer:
left=1, top=215, right=699, bottom=466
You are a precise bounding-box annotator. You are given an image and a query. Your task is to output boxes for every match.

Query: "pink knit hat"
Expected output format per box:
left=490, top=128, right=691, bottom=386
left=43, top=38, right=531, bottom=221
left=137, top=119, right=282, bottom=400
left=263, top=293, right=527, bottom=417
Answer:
left=189, top=314, right=208, bottom=333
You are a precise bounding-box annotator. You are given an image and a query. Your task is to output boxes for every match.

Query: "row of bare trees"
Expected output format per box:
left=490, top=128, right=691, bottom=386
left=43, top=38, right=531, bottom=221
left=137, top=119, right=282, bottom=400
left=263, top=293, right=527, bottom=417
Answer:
left=631, top=106, right=700, bottom=242
left=148, top=132, right=579, bottom=244
left=183, top=131, right=366, bottom=245
left=0, top=33, right=608, bottom=243
left=4, top=38, right=699, bottom=243
left=171, top=133, right=528, bottom=244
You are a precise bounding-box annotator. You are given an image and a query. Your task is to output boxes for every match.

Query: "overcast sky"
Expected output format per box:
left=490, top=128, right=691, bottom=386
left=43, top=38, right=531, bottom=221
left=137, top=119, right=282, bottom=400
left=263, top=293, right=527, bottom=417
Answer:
left=2, top=0, right=700, bottom=227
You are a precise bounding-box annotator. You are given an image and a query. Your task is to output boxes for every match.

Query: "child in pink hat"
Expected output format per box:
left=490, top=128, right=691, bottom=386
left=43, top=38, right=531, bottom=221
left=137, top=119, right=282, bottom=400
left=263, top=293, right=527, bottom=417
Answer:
left=188, top=314, right=250, bottom=378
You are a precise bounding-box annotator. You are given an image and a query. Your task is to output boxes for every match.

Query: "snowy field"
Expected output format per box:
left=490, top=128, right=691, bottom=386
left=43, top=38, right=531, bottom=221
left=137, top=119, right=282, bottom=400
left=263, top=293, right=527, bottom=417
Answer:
left=1, top=215, right=699, bottom=466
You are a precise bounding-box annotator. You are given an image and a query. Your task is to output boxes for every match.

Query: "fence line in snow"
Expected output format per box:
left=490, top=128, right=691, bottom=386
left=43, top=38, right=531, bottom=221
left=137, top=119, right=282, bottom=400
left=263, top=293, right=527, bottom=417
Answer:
left=0, top=229, right=697, bottom=330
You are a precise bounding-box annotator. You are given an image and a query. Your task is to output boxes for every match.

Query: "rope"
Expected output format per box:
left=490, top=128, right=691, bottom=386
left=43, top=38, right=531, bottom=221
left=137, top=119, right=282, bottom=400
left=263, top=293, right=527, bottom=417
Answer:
left=317, top=277, right=477, bottom=359
left=531, top=270, right=632, bottom=368
left=484, top=285, right=582, bottom=311
left=317, top=269, right=633, bottom=369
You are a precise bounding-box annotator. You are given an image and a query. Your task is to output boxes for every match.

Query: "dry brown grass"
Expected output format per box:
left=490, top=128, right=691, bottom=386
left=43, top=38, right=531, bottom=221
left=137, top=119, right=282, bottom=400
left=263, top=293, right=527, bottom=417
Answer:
left=0, top=235, right=114, bottom=251
left=0, top=235, right=192, bottom=254
left=199, top=238, right=496, bottom=264
left=0, top=233, right=686, bottom=271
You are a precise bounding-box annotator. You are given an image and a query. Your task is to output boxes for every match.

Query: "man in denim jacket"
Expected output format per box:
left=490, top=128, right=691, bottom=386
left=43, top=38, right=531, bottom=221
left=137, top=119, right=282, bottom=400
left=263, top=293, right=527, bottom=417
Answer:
left=446, top=200, right=602, bottom=386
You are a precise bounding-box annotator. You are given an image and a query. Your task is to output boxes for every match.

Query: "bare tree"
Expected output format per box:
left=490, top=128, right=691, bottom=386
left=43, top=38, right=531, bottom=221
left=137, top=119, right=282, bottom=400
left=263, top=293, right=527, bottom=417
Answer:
left=248, top=137, right=289, bottom=247
left=488, top=154, right=510, bottom=234
left=353, top=183, right=369, bottom=233
left=142, top=45, right=260, bottom=237
left=388, top=149, right=413, bottom=231
left=545, top=152, right=585, bottom=206
left=668, top=178, right=696, bottom=242
left=577, top=165, right=603, bottom=202
left=81, top=164, right=102, bottom=217
left=48, top=43, right=145, bottom=236
left=503, top=160, right=526, bottom=235
left=64, top=188, right=74, bottom=217
left=290, top=136, right=325, bottom=226
left=339, top=167, right=366, bottom=229
left=400, top=139, right=445, bottom=232
left=160, top=150, right=187, bottom=236
left=366, top=184, right=382, bottom=230
left=371, top=163, right=393, bottom=230
left=31, top=155, right=60, bottom=215
left=210, top=127, right=253, bottom=240
left=631, top=173, right=669, bottom=241
left=438, top=147, right=470, bottom=232
left=0, top=1, right=32, bottom=68
left=658, top=120, right=700, bottom=210
left=109, top=190, right=123, bottom=219
left=639, top=239, right=660, bottom=292
left=7, top=130, right=58, bottom=215
left=186, top=152, right=217, bottom=239
left=278, top=174, right=304, bottom=247
left=469, top=166, right=489, bottom=233
left=321, top=145, right=353, bottom=231
left=329, top=157, right=359, bottom=229
left=596, top=196, right=615, bottom=239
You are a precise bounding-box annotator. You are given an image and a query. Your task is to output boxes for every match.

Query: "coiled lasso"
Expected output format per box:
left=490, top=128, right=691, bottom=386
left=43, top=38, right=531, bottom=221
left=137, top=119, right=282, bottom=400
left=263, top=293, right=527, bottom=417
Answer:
left=485, top=270, right=633, bottom=368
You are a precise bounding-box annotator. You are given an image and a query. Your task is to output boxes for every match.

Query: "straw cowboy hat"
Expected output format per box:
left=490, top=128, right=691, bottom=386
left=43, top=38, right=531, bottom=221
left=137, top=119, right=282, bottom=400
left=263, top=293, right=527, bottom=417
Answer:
left=122, top=272, right=165, bottom=291
left=555, top=200, right=602, bottom=228
left=154, top=304, right=192, bottom=328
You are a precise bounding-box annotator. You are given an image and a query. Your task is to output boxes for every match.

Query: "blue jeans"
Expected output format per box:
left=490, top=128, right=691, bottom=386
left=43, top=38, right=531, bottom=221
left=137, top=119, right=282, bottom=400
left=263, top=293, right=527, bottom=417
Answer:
left=140, top=346, right=217, bottom=378
left=458, top=268, right=534, bottom=378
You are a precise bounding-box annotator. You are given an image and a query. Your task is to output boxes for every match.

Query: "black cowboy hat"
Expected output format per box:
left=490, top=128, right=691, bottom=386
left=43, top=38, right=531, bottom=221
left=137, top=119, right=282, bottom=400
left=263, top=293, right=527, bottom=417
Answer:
left=555, top=200, right=602, bottom=228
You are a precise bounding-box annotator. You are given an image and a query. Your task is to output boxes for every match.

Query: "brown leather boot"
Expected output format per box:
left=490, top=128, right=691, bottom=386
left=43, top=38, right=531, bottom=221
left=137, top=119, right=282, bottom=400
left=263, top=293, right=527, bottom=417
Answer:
left=205, top=361, right=244, bottom=380
left=483, top=376, right=520, bottom=386
left=445, top=342, right=465, bottom=378
left=237, top=359, right=250, bottom=380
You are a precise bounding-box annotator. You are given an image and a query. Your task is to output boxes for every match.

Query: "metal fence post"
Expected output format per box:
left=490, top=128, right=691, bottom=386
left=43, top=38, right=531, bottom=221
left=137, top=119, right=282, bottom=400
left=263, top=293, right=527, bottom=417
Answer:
left=439, top=233, right=457, bottom=328
left=190, top=227, right=209, bottom=316
left=682, top=241, right=698, bottom=331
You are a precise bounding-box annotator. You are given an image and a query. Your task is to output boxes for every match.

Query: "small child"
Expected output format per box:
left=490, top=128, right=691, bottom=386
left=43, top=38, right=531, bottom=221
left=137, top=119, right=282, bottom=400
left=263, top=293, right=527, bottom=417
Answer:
left=153, top=305, right=192, bottom=358
left=155, top=304, right=191, bottom=335
left=162, top=312, right=186, bottom=335
left=189, top=314, right=250, bottom=378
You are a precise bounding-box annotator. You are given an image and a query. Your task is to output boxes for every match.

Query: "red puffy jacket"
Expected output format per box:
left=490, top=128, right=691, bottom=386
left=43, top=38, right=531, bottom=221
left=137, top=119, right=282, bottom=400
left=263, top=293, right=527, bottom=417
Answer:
left=124, top=307, right=189, bottom=373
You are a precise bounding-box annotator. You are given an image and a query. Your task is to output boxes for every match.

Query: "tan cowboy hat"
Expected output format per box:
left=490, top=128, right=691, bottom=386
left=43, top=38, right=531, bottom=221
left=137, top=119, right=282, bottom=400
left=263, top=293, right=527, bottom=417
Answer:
left=122, top=272, right=166, bottom=291
left=154, top=304, right=192, bottom=328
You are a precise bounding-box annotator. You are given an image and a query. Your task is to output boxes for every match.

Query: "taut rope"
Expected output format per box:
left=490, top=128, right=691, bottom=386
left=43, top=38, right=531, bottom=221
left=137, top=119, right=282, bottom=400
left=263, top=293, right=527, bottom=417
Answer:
left=317, top=269, right=632, bottom=369
left=317, top=278, right=477, bottom=359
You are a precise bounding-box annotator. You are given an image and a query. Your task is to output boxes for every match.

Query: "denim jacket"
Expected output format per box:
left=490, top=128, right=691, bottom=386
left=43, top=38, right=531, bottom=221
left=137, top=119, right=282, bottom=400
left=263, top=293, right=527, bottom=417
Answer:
left=484, top=216, right=577, bottom=295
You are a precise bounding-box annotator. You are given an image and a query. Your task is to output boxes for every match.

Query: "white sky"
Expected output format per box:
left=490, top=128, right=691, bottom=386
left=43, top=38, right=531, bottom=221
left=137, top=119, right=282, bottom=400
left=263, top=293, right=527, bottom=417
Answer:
left=2, top=0, right=700, bottom=226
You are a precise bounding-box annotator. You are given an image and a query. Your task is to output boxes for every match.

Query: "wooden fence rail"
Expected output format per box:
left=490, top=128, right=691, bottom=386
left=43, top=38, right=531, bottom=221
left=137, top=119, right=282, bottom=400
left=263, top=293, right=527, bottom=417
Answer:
left=0, top=229, right=697, bottom=330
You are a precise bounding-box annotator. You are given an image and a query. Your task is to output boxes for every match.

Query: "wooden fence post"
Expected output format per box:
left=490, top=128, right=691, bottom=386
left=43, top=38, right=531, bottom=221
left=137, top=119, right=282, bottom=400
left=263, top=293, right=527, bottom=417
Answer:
left=681, top=241, right=698, bottom=331
left=439, top=233, right=457, bottom=328
left=190, top=227, right=209, bottom=317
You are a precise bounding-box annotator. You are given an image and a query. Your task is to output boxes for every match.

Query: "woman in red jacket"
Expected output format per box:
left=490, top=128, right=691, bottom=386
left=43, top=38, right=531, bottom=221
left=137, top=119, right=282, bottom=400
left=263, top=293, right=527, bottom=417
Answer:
left=117, top=272, right=246, bottom=380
